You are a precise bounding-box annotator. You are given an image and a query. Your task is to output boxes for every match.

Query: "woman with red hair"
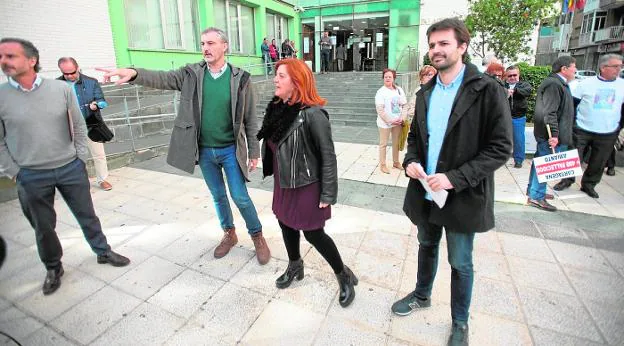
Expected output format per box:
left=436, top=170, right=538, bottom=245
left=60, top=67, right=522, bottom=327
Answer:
left=485, top=62, right=506, bottom=85
left=257, top=58, right=358, bottom=307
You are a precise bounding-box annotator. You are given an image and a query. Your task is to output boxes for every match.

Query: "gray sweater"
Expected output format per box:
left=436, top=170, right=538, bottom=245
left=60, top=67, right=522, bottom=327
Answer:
left=0, top=78, right=89, bottom=178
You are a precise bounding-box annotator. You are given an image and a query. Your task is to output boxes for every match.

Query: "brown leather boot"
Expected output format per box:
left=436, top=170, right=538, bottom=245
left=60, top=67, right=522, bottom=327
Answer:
left=251, top=231, right=271, bottom=265
left=214, top=228, right=238, bottom=258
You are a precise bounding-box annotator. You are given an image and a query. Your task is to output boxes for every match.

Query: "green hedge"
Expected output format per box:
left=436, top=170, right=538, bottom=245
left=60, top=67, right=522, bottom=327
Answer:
left=516, top=63, right=551, bottom=123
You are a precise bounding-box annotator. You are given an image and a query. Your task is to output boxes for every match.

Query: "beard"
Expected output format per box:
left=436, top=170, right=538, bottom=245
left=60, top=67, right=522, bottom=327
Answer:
left=430, top=53, right=460, bottom=71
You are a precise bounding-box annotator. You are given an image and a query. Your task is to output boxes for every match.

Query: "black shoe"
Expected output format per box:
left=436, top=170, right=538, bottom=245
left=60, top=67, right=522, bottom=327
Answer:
left=606, top=167, right=615, bottom=176
left=553, top=180, right=573, bottom=191
left=42, top=265, right=64, bottom=295
left=527, top=198, right=557, bottom=212
left=275, top=259, right=304, bottom=289
left=391, top=291, right=432, bottom=316
left=97, top=250, right=130, bottom=267
left=448, top=321, right=469, bottom=346
left=336, top=265, right=358, bottom=308
left=580, top=185, right=599, bottom=198
left=514, top=162, right=522, bottom=168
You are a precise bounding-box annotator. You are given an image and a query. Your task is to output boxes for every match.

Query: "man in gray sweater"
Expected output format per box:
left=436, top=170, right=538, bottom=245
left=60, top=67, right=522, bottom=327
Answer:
left=0, top=38, right=130, bottom=295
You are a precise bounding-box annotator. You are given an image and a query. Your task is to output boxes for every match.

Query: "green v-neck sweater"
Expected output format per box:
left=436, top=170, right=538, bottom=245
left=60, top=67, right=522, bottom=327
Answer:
left=200, top=66, right=234, bottom=147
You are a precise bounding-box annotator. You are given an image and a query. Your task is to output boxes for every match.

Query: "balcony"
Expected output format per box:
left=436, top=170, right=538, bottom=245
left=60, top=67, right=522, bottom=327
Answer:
left=579, top=32, right=595, bottom=46
left=599, top=0, right=624, bottom=10
left=538, top=36, right=554, bottom=53
left=595, top=26, right=624, bottom=42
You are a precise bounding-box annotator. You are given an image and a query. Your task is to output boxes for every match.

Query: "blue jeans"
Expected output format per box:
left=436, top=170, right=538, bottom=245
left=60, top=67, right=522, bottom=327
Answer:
left=16, top=158, right=110, bottom=270
left=414, top=219, right=475, bottom=322
left=527, top=140, right=567, bottom=200
left=512, top=116, right=526, bottom=164
left=198, top=145, right=262, bottom=235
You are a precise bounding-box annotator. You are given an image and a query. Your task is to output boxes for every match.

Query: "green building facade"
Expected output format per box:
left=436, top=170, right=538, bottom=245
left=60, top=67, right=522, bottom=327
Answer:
left=107, top=0, right=300, bottom=73
left=106, top=0, right=419, bottom=74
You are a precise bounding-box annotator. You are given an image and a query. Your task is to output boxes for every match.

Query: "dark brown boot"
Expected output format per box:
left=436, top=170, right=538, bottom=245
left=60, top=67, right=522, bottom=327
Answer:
left=214, top=228, right=238, bottom=258
left=251, top=231, right=271, bottom=265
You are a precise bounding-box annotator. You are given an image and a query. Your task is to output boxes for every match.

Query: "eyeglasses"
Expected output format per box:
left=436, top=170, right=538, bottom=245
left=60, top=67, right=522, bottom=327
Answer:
left=506, top=74, right=518, bottom=77
left=63, top=70, right=77, bottom=76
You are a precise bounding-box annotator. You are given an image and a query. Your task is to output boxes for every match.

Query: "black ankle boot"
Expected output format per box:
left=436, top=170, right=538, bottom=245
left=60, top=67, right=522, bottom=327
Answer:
left=336, top=265, right=358, bottom=307
left=275, top=259, right=304, bottom=289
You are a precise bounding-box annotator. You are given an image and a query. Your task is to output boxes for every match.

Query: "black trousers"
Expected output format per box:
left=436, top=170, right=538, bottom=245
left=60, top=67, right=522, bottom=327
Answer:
left=16, top=159, right=110, bottom=270
left=279, top=221, right=344, bottom=274
left=560, top=128, right=618, bottom=188
left=606, top=148, right=616, bottom=169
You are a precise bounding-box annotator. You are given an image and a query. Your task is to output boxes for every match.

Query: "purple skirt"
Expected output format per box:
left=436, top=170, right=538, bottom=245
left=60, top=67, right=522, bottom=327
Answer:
left=268, top=141, right=331, bottom=231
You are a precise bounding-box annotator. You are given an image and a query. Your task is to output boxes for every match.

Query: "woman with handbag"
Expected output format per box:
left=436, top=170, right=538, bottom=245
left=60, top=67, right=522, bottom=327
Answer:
left=375, top=68, right=407, bottom=173
left=257, top=58, right=358, bottom=308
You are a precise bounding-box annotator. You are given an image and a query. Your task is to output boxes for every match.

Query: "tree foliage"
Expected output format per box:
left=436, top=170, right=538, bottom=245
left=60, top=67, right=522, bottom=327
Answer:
left=465, top=0, right=558, bottom=63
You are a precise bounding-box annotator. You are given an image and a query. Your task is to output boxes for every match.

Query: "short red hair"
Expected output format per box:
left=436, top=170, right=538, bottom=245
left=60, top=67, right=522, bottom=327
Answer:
left=485, top=63, right=505, bottom=77
left=275, top=58, right=327, bottom=107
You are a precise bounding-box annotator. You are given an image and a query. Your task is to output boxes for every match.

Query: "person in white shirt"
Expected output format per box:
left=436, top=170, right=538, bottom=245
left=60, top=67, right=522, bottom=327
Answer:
left=375, top=68, right=407, bottom=173
left=553, top=54, right=624, bottom=198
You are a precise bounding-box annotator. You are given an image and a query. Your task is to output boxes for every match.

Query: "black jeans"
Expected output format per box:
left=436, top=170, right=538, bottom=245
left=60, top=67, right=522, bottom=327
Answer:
left=321, top=50, right=331, bottom=72
left=16, top=159, right=110, bottom=270
left=560, top=127, right=618, bottom=188
left=279, top=221, right=344, bottom=274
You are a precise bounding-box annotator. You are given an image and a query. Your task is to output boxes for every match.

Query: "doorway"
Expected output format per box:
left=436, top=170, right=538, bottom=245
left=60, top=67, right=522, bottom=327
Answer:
left=301, top=15, right=389, bottom=72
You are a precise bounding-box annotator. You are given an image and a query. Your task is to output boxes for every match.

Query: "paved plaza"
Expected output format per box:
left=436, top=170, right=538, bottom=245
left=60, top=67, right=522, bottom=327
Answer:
left=1, top=142, right=623, bottom=345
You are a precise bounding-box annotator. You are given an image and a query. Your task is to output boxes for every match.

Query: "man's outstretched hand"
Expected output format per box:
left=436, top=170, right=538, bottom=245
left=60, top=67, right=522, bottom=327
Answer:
left=97, top=68, right=137, bottom=85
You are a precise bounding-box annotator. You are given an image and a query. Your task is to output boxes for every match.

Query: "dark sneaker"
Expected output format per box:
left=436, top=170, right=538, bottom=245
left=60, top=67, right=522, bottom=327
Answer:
left=391, top=291, right=431, bottom=316
left=527, top=198, right=557, bottom=212
left=43, top=265, right=64, bottom=295
left=553, top=180, right=573, bottom=191
left=606, top=167, right=615, bottom=176
left=97, top=250, right=130, bottom=267
left=447, top=321, right=469, bottom=346
left=580, top=185, right=599, bottom=198
left=513, top=162, right=522, bottom=168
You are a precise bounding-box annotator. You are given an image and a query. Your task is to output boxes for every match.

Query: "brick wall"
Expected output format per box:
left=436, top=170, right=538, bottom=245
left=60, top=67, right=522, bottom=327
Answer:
left=0, top=0, right=117, bottom=82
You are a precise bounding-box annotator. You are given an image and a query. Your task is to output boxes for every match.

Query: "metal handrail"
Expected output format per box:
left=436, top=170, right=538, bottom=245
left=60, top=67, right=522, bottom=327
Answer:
left=395, top=45, right=419, bottom=72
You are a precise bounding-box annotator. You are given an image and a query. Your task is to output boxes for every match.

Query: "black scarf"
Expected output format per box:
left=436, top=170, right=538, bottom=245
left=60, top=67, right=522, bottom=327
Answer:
left=257, top=97, right=303, bottom=143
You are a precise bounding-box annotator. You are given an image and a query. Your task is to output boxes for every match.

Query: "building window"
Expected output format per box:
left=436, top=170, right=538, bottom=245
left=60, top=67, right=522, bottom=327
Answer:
left=581, top=11, right=607, bottom=34
left=267, top=12, right=289, bottom=47
left=213, top=0, right=256, bottom=55
left=125, top=0, right=199, bottom=51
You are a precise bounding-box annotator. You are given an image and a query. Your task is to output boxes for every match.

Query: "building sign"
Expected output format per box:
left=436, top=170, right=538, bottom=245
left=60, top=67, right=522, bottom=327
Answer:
left=533, top=150, right=583, bottom=183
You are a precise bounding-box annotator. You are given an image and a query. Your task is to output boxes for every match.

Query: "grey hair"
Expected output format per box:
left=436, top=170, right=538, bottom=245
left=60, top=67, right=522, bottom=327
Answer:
left=598, top=54, right=623, bottom=68
left=58, top=57, right=79, bottom=68
left=201, top=27, right=229, bottom=43
left=0, top=37, right=40, bottom=72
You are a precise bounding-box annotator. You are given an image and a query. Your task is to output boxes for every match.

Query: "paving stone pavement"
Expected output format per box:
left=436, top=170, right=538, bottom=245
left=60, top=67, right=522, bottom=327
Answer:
left=1, top=156, right=623, bottom=345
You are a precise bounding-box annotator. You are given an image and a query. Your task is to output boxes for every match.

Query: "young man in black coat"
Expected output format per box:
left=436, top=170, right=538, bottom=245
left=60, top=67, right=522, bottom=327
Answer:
left=391, top=19, right=512, bottom=346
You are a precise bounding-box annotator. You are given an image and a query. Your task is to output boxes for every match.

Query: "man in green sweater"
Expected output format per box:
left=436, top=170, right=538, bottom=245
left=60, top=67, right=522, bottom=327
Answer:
left=101, top=27, right=271, bottom=265
left=0, top=38, right=130, bottom=295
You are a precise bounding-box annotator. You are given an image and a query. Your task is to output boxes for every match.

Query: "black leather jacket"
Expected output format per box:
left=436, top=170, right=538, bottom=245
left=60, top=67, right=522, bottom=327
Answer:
left=261, top=106, right=338, bottom=204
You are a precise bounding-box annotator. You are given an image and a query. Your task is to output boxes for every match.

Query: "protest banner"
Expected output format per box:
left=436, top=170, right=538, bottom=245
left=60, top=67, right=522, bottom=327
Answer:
left=533, top=149, right=583, bottom=183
